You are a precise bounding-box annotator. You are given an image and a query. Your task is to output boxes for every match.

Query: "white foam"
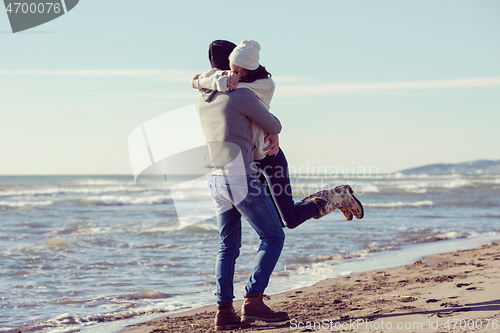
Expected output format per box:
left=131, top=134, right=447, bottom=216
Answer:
left=345, top=248, right=372, bottom=258
left=119, top=290, right=169, bottom=300
left=288, top=261, right=340, bottom=279
left=365, top=200, right=434, bottom=208
left=168, top=179, right=209, bottom=190
left=388, top=173, right=431, bottom=179
left=372, top=174, right=500, bottom=192
left=467, top=231, right=497, bottom=238
left=0, top=200, right=54, bottom=208
left=72, top=227, right=112, bottom=235
left=82, top=194, right=171, bottom=206
left=348, top=183, right=379, bottom=193
left=186, top=223, right=218, bottom=231
left=74, top=179, right=132, bottom=186
left=362, top=184, right=380, bottom=193
left=434, top=231, right=459, bottom=240
left=0, top=186, right=145, bottom=197
left=43, top=237, right=73, bottom=247
left=443, top=179, right=472, bottom=188
left=31, top=306, right=172, bottom=333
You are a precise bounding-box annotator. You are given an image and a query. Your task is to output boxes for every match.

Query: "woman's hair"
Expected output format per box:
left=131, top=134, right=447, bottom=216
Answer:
left=238, top=65, right=271, bottom=83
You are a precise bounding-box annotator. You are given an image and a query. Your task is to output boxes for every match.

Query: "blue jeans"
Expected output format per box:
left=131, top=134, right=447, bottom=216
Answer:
left=256, top=148, right=318, bottom=229
left=207, top=173, right=285, bottom=306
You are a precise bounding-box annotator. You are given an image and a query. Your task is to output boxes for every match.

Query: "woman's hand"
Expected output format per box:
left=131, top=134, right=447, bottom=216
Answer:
left=227, top=71, right=239, bottom=91
left=263, top=133, right=280, bottom=156
left=190, top=74, right=200, bottom=89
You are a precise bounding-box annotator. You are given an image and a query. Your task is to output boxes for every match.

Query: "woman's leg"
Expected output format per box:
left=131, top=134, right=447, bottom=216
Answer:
left=258, top=172, right=285, bottom=228
left=256, top=148, right=318, bottom=229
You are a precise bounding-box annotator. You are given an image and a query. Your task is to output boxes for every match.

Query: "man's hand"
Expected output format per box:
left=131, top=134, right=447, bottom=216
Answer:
left=263, top=133, right=280, bottom=156
left=227, top=71, right=239, bottom=91
left=190, top=74, right=200, bottom=89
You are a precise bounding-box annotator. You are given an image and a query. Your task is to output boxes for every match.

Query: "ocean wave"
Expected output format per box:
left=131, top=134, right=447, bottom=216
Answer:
left=0, top=185, right=145, bottom=197
left=370, top=174, right=500, bottom=192
left=395, top=229, right=497, bottom=245
left=78, top=194, right=172, bottom=206
left=137, top=225, right=184, bottom=235
left=42, top=237, right=74, bottom=247
left=399, top=231, right=462, bottom=244
left=365, top=200, right=434, bottom=208
left=314, top=231, right=493, bottom=256
left=433, top=231, right=460, bottom=240
left=283, top=261, right=340, bottom=279
left=73, top=179, right=134, bottom=186
left=21, top=307, right=171, bottom=333
left=285, top=253, right=343, bottom=264
left=184, top=223, right=218, bottom=232
left=409, top=188, right=427, bottom=193
left=372, top=180, right=471, bottom=193
left=289, top=182, right=380, bottom=195
left=118, top=289, right=171, bottom=300
left=361, top=184, right=380, bottom=193
left=442, top=179, right=472, bottom=188
left=0, top=200, right=54, bottom=210
left=467, top=231, right=497, bottom=238
left=45, top=226, right=113, bottom=236
left=393, top=184, right=428, bottom=193
left=389, top=172, right=431, bottom=179
left=287, top=174, right=500, bottom=195
left=14, top=292, right=213, bottom=333
left=136, top=222, right=217, bottom=235
left=170, top=191, right=212, bottom=202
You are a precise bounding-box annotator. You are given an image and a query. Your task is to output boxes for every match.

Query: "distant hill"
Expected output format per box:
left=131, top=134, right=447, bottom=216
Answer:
left=398, top=159, right=500, bottom=175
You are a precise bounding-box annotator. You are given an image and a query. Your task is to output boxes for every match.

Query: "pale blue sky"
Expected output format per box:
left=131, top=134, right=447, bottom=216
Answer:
left=1, top=0, right=499, bottom=174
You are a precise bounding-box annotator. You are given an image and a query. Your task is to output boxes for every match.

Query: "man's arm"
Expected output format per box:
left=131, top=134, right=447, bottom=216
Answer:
left=239, top=89, right=282, bottom=134
left=193, top=72, right=229, bottom=91
left=191, top=69, right=240, bottom=92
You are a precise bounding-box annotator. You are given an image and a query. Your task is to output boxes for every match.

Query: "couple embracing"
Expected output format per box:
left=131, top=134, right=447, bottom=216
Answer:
left=193, top=39, right=364, bottom=331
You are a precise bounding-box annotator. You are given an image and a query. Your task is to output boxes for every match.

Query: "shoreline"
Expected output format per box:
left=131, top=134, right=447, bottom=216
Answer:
left=120, top=238, right=500, bottom=333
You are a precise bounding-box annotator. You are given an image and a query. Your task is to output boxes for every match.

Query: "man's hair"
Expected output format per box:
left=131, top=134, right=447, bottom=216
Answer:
left=209, top=40, right=237, bottom=70
left=238, top=65, right=272, bottom=83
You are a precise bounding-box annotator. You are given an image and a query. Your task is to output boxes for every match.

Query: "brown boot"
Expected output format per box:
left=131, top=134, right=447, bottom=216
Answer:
left=241, top=291, right=290, bottom=323
left=214, top=301, right=247, bottom=331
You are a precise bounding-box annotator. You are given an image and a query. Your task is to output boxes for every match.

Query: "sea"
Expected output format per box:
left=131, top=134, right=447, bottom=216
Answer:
left=1, top=173, right=499, bottom=332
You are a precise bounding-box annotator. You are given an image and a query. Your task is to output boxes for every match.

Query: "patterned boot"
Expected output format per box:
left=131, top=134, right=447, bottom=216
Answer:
left=339, top=207, right=353, bottom=221
left=301, top=185, right=363, bottom=220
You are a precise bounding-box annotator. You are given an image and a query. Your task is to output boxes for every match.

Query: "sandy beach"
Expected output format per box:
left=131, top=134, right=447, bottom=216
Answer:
left=121, top=242, right=500, bottom=333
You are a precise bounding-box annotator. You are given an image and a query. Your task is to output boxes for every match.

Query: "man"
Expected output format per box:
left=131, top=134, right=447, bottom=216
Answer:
left=196, top=40, right=290, bottom=331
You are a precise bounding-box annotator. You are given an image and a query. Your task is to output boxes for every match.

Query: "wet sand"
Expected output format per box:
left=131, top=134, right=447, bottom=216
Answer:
left=121, top=242, right=500, bottom=332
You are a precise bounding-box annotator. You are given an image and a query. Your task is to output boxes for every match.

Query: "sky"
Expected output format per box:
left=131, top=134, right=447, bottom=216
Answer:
left=1, top=0, right=499, bottom=175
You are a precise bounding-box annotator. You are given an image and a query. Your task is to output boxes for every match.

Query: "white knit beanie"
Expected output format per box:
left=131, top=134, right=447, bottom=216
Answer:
left=228, top=40, right=260, bottom=70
